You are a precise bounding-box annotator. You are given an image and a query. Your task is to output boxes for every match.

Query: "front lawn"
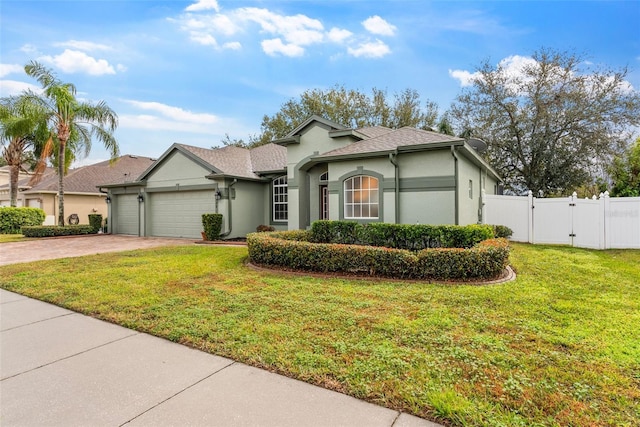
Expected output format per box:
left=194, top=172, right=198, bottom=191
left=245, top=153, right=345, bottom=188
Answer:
left=0, top=233, right=27, bottom=243
left=0, top=243, right=638, bottom=426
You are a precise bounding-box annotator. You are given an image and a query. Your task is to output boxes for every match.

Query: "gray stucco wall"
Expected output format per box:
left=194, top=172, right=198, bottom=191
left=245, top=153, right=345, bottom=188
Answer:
left=145, top=151, right=212, bottom=188
left=220, top=180, right=267, bottom=238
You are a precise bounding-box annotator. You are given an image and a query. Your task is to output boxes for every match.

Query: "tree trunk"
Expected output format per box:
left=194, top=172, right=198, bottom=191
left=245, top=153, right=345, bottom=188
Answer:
left=9, top=163, right=19, bottom=207
left=57, top=140, right=65, bottom=226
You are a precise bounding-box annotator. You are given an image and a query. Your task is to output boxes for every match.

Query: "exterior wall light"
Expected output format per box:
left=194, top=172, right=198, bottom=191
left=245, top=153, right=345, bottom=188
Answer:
left=137, top=194, right=144, bottom=203
left=105, top=196, right=111, bottom=204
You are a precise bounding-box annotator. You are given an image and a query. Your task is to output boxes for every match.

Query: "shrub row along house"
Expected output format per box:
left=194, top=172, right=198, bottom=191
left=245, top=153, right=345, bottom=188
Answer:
left=99, top=116, right=502, bottom=239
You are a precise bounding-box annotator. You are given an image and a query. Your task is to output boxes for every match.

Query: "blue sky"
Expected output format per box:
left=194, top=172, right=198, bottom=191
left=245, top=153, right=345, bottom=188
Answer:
left=1, top=0, right=639, bottom=165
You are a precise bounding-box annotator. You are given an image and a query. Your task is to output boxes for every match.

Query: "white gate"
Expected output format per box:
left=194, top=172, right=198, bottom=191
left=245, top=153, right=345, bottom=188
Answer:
left=483, top=191, right=640, bottom=249
left=533, top=198, right=572, bottom=245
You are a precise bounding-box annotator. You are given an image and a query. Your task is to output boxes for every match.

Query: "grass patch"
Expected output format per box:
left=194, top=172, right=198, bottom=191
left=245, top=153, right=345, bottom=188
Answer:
left=1, top=243, right=638, bottom=426
left=0, top=233, right=27, bottom=243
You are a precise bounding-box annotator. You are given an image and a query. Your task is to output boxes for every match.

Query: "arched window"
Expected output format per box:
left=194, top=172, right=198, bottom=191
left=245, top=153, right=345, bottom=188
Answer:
left=273, top=175, right=288, bottom=222
left=344, top=175, right=379, bottom=219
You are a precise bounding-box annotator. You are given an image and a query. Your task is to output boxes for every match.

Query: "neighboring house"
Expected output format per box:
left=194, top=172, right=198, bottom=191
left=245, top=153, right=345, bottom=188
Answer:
left=0, top=155, right=155, bottom=225
left=102, top=116, right=501, bottom=239
left=0, top=165, right=34, bottom=189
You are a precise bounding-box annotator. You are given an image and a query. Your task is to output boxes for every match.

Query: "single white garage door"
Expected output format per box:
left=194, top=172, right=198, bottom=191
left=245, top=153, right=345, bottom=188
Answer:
left=114, top=194, right=139, bottom=235
left=148, top=190, right=216, bottom=238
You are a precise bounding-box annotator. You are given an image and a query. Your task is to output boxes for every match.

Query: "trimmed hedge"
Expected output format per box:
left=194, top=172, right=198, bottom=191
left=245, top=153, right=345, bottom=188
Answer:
left=0, top=207, right=46, bottom=234
left=21, top=225, right=94, bottom=238
left=202, top=213, right=223, bottom=241
left=247, top=230, right=510, bottom=281
left=309, top=220, right=495, bottom=249
left=88, top=214, right=103, bottom=234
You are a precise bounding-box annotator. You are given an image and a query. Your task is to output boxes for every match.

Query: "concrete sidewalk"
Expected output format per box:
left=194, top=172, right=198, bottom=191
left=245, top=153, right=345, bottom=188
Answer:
left=1, top=289, right=440, bottom=426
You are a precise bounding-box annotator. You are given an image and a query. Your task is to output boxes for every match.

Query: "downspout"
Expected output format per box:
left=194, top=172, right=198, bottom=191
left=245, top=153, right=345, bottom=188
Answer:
left=451, top=146, right=459, bottom=225
left=388, top=150, right=399, bottom=223
left=219, top=179, right=237, bottom=238
left=98, top=187, right=111, bottom=233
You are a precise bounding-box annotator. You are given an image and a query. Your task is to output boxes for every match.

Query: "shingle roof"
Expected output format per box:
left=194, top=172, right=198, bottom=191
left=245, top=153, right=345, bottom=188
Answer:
left=23, top=155, right=156, bottom=194
left=317, top=127, right=463, bottom=158
left=250, top=143, right=288, bottom=173
left=355, top=126, right=394, bottom=139
left=178, top=143, right=287, bottom=179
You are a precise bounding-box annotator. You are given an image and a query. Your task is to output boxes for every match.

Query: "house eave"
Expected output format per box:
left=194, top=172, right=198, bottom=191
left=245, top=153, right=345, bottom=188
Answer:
left=273, top=136, right=300, bottom=146
left=205, top=173, right=268, bottom=182
left=328, top=129, right=367, bottom=140
left=97, top=181, right=147, bottom=189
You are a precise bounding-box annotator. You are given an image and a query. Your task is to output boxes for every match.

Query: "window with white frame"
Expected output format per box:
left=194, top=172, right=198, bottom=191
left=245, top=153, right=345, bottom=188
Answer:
left=344, top=175, right=379, bottom=219
left=273, top=175, right=288, bottom=222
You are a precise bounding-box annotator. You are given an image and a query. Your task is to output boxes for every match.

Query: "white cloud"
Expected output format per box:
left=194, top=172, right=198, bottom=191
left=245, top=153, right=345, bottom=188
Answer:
left=0, top=63, right=24, bottom=78
left=261, top=38, right=304, bottom=57
left=39, top=49, right=116, bottom=75
left=347, top=40, right=391, bottom=58
left=223, top=41, right=242, bottom=50
left=174, top=6, right=395, bottom=59
left=185, top=0, right=219, bottom=12
left=448, top=69, right=480, bottom=87
left=327, top=27, right=352, bottom=43
left=237, top=7, right=324, bottom=46
left=116, top=64, right=127, bottom=72
left=123, top=100, right=219, bottom=125
left=20, top=44, right=38, bottom=54
left=449, top=55, right=537, bottom=87
left=54, top=40, right=113, bottom=52
left=362, top=16, right=396, bottom=36
left=0, top=80, right=41, bottom=96
left=192, top=33, right=219, bottom=47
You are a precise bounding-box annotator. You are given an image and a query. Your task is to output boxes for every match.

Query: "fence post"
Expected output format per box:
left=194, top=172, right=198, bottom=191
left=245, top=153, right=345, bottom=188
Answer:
left=528, top=190, right=534, bottom=243
left=603, top=191, right=611, bottom=249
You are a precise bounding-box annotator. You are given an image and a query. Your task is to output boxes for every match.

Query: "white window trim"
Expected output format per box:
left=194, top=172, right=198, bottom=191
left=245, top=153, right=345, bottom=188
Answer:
left=273, top=175, right=288, bottom=222
left=344, top=175, right=379, bottom=220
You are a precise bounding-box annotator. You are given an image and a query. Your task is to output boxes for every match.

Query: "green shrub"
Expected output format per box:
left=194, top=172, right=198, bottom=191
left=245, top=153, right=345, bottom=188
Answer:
left=21, top=225, right=94, bottom=237
left=256, top=224, right=276, bottom=232
left=310, top=220, right=360, bottom=244
left=247, top=232, right=510, bottom=281
left=0, top=207, right=46, bottom=234
left=309, top=221, right=494, bottom=250
left=491, top=224, right=514, bottom=239
left=202, top=213, right=223, bottom=241
left=88, top=214, right=103, bottom=234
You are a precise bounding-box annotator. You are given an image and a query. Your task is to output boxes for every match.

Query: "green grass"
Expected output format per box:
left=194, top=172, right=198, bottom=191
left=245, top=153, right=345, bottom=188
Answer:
left=1, top=243, right=638, bottom=426
left=0, top=233, right=27, bottom=243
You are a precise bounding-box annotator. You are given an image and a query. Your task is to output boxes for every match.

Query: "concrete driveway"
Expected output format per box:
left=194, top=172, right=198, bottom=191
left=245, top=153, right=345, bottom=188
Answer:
left=0, top=234, right=194, bottom=266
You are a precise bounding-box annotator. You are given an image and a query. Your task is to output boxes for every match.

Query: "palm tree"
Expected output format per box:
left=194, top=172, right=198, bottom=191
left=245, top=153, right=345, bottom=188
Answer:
left=23, top=61, right=119, bottom=225
left=0, top=96, right=48, bottom=207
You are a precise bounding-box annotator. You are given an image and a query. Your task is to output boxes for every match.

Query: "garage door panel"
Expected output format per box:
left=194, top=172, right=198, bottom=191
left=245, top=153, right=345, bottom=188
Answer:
left=149, top=191, right=216, bottom=238
left=114, top=194, right=138, bottom=235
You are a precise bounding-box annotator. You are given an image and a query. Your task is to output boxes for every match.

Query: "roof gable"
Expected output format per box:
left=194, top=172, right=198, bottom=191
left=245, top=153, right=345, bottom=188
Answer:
left=316, top=127, right=463, bottom=159
left=137, top=142, right=287, bottom=182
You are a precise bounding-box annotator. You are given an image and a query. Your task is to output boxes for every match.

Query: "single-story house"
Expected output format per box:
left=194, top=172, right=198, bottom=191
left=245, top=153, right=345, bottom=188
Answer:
left=101, top=116, right=501, bottom=239
left=0, top=155, right=155, bottom=225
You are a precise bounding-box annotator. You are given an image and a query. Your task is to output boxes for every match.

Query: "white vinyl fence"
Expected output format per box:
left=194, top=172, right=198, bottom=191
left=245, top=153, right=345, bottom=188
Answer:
left=483, top=191, right=640, bottom=249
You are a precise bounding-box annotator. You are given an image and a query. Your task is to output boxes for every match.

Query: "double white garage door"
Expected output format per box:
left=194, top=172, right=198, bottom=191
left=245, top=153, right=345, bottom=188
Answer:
left=115, top=190, right=216, bottom=239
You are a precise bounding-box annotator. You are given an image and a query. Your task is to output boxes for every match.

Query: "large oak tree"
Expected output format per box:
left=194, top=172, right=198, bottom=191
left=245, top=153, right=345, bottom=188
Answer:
left=226, top=85, right=440, bottom=148
left=450, top=48, right=640, bottom=195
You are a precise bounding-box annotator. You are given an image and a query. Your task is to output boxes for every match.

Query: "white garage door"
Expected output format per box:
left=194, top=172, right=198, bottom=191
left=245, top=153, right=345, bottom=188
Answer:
left=149, top=190, right=216, bottom=238
left=114, top=194, right=139, bottom=235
